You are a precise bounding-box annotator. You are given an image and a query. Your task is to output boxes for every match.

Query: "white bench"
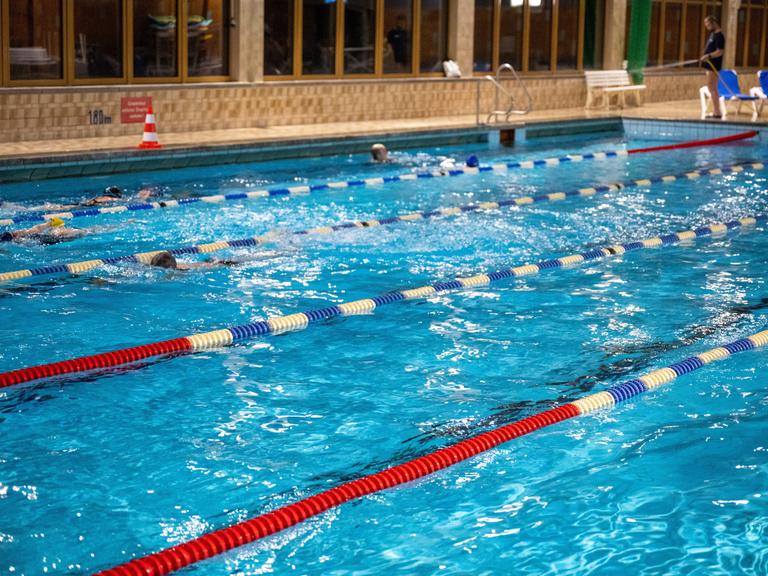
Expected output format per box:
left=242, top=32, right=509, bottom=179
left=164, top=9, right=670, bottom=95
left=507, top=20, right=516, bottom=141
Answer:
left=585, top=70, right=646, bottom=109
left=10, top=47, right=58, bottom=66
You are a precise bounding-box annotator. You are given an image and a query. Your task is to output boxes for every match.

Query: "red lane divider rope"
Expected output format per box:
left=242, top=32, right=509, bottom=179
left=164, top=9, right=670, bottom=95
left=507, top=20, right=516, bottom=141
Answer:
left=627, top=130, right=758, bottom=154
left=0, top=338, right=192, bottom=388
left=94, top=325, right=768, bottom=574
left=95, top=404, right=580, bottom=575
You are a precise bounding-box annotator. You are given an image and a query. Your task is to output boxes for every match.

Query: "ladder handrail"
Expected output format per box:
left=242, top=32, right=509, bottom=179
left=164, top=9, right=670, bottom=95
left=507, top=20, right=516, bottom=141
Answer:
left=476, top=63, right=533, bottom=125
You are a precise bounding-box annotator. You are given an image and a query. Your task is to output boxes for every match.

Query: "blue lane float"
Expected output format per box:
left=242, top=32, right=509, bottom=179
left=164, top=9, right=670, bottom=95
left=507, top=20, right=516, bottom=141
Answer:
left=0, top=161, right=762, bottom=283
left=1, top=212, right=765, bottom=389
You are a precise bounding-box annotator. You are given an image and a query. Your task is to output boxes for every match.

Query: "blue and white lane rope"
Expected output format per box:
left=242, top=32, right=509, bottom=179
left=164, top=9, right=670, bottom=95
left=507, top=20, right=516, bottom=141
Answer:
left=0, top=131, right=758, bottom=228
left=0, top=160, right=762, bottom=284
left=0, top=151, right=630, bottom=227
left=1, top=212, right=765, bottom=389
left=94, top=326, right=768, bottom=576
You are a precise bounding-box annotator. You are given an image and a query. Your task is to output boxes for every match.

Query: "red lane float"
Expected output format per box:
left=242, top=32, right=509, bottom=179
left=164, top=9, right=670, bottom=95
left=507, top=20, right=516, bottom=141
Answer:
left=0, top=338, right=191, bottom=389
left=627, top=130, right=758, bottom=154
left=1, top=133, right=759, bottom=392
left=95, top=404, right=580, bottom=575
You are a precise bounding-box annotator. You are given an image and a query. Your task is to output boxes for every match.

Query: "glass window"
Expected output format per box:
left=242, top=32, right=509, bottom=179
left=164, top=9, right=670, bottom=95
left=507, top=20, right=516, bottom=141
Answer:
left=528, top=0, right=552, bottom=71
left=345, top=0, right=376, bottom=74
left=625, top=0, right=632, bottom=59
left=662, top=2, right=682, bottom=64
left=187, top=0, right=229, bottom=76
left=383, top=0, right=412, bottom=73
left=647, top=2, right=660, bottom=66
left=583, top=0, right=604, bottom=69
left=557, top=0, right=579, bottom=70
left=265, top=0, right=294, bottom=75
left=74, top=0, right=123, bottom=79
left=748, top=7, right=764, bottom=66
left=683, top=2, right=703, bottom=62
left=302, top=0, right=337, bottom=74
left=736, top=7, right=747, bottom=66
left=8, top=0, right=64, bottom=81
left=706, top=2, right=721, bottom=26
left=474, top=0, right=494, bottom=72
left=420, top=0, right=449, bottom=73
left=134, top=0, right=178, bottom=77
left=499, top=0, right=523, bottom=71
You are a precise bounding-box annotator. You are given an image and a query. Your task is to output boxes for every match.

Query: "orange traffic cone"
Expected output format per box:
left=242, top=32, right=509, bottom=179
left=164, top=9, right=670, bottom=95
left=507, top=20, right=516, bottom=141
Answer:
left=137, top=104, right=162, bottom=149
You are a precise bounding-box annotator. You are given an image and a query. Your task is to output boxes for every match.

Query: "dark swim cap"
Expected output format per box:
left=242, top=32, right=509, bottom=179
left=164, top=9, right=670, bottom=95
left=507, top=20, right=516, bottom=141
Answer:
left=466, top=154, right=479, bottom=168
left=150, top=251, right=178, bottom=269
left=0, top=231, right=13, bottom=242
left=103, top=186, right=123, bottom=198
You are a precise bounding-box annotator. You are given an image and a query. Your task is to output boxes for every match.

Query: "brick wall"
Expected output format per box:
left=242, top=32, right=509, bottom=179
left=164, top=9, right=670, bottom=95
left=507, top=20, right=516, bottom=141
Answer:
left=0, top=72, right=715, bottom=143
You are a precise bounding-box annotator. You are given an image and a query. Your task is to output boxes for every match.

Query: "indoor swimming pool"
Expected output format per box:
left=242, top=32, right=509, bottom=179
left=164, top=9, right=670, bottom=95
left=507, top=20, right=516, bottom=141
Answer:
left=0, top=127, right=766, bottom=575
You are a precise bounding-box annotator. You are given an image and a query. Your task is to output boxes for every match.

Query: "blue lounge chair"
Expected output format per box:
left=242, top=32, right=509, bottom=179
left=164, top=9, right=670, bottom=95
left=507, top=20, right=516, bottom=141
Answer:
left=700, top=69, right=762, bottom=120
left=718, top=70, right=761, bottom=119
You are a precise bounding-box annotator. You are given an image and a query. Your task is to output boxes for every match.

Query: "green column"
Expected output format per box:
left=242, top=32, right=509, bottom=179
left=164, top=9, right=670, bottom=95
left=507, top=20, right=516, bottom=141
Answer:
left=626, top=0, right=652, bottom=83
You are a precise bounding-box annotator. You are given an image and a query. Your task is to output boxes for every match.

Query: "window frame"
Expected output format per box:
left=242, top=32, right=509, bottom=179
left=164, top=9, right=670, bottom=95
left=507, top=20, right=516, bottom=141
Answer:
left=0, top=0, right=232, bottom=87
left=473, top=0, right=591, bottom=76
left=264, top=0, right=449, bottom=81
left=4, top=0, right=68, bottom=87
left=647, top=0, right=730, bottom=70
left=737, top=3, right=767, bottom=68
left=68, top=0, right=128, bottom=85
left=182, top=0, right=232, bottom=83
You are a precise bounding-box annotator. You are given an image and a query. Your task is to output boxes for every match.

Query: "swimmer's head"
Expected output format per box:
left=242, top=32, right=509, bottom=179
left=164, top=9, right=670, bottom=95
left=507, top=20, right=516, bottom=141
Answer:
left=371, top=143, right=388, bottom=162
left=465, top=154, right=479, bottom=168
left=48, top=217, right=65, bottom=228
left=103, top=186, right=123, bottom=198
left=149, top=251, right=177, bottom=269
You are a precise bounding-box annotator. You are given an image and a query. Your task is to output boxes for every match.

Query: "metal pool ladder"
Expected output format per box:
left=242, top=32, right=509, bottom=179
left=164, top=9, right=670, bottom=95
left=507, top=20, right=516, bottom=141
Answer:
left=477, top=63, right=533, bottom=124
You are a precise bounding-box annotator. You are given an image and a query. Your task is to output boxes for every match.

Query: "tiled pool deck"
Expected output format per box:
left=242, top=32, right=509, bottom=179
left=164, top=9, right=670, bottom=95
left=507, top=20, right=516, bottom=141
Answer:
left=0, top=100, right=764, bottom=182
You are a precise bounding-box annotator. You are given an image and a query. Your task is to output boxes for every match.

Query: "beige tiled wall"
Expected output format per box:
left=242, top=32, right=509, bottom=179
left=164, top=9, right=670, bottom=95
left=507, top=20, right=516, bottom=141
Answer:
left=0, top=73, right=717, bottom=143
left=642, top=73, right=710, bottom=103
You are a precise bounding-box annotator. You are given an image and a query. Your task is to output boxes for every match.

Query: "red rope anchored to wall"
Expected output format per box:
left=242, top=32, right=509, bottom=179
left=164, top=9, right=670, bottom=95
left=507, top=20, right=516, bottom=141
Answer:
left=627, top=130, right=758, bottom=154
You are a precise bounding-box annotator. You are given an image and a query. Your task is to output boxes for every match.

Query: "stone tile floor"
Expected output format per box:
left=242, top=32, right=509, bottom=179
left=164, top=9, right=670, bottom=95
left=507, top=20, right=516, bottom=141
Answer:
left=0, top=100, right=764, bottom=161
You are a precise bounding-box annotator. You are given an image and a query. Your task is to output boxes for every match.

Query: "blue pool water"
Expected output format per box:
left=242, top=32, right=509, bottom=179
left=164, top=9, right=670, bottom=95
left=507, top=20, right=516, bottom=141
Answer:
left=0, top=132, right=767, bottom=575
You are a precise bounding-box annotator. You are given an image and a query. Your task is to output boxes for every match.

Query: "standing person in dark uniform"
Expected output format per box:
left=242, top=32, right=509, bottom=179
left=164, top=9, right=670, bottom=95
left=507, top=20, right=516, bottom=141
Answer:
left=700, top=15, right=725, bottom=118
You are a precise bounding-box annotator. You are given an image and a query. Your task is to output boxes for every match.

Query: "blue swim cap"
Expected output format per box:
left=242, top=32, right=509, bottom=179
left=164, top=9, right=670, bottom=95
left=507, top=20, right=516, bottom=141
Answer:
left=466, top=154, right=479, bottom=168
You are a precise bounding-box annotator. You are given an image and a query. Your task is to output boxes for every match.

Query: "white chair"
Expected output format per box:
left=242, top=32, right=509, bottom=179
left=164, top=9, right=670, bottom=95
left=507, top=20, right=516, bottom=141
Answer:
left=748, top=70, right=768, bottom=119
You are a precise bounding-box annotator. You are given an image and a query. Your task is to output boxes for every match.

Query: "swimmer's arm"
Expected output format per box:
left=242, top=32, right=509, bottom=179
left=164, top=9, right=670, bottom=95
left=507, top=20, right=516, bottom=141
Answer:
left=175, top=261, right=220, bottom=271
left=23, top=203, right=79, bottom=212
left=81, top=220, right=136, bottom=235
left=27, top=223, right=51, bottom=234
left=178, top=250, right=288, bottom=270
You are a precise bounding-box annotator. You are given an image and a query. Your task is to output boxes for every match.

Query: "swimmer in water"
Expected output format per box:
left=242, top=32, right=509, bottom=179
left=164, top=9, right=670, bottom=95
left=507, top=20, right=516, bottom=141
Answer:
left=79, top=185, right=124, bottom=206
left=0, top=218, right=87, bottom=244
left=0, top=217, right=123, bottom=245
left=148, top=251, right=241, bottom=271
left=438, top=154, right=480, bottom=174
left=148, top=249, right=289, bottom=272
left=371, top=143, right=389, bottom=163
left=11, top=186, right=127, bottom=213
left=137, top=188, right=158, bottom=201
